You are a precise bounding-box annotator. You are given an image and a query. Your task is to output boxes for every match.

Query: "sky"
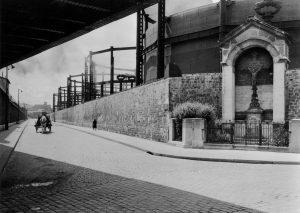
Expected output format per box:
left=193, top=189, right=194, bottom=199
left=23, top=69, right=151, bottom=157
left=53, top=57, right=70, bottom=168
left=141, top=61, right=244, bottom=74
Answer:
left=0, top=0, right=217, bottom=107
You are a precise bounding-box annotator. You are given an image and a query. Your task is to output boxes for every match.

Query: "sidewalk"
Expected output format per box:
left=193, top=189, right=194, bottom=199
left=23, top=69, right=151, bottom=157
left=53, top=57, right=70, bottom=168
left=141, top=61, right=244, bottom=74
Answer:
left=57, top=122, right=300, bottom=165
left=0, top=120, right=28, bottom=175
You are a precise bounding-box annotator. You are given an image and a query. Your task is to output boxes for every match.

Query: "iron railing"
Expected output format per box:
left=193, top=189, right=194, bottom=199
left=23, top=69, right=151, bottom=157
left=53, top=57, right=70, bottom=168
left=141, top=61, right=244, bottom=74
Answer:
left=207, top=121, right=289, bottom=147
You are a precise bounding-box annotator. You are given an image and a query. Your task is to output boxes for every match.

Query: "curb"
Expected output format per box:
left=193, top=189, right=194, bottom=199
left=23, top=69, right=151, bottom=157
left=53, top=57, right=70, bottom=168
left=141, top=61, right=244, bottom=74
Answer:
left=58, top=123, right=300, bottom=165
left=147, top=152, right=300, bottom=165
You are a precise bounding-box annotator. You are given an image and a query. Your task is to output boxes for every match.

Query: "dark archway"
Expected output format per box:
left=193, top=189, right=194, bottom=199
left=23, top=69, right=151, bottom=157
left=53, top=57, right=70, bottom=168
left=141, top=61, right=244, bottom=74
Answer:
left=235, top=47, right=273, bottom=120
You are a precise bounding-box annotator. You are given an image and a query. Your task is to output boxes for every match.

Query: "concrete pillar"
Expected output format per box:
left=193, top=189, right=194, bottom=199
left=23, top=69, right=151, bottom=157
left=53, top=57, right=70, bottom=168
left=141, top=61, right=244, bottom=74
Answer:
left=182, top=118, right=206, bottom=148
left=289, top=119, right=300, bottom=153
left=222, top=65, right=235, bottom=122
left=273, top=62, right=286, bottom=123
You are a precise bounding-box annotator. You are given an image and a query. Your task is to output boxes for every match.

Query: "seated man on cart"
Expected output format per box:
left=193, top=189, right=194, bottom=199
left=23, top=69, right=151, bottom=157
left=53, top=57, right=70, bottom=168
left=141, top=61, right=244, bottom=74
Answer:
left=42, top=112, right=52, bottom=126
left=35, top=112, right=52, bottom=132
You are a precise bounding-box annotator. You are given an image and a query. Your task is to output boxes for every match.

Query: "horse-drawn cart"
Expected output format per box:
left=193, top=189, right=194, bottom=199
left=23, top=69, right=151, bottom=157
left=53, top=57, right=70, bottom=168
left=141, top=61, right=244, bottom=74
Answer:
left=34, top=115, right=52, bottom=133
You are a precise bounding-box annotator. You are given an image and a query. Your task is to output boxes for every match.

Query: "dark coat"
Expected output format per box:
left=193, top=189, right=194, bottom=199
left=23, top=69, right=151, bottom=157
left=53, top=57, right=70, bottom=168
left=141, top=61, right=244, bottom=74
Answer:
left=92, top=119, right=97, bottom=128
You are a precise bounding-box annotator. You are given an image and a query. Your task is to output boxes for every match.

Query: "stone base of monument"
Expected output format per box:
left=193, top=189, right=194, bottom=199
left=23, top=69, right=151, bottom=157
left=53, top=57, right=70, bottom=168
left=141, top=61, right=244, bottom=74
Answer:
left=246, top=107, right=263, bottom=123
left=245, top=107, right=263, bottom=139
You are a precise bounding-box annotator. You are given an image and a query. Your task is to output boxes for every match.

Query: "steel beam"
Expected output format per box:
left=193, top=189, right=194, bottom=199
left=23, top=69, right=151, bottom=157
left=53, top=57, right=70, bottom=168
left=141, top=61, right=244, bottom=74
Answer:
left=67, top=76, right=72, bottom=107
left=110, top=46, right=114, bottom=94
left=54, top=0, right=111, bottom=12
left=58, top=87, right=62, bottom=110
left=136, top=5, right=144, bottom=86
left=157, top=0, right=165, bottom=79
left=84, top=58, right=89, bottom=102
left=91, top=46, right=136, bottom=55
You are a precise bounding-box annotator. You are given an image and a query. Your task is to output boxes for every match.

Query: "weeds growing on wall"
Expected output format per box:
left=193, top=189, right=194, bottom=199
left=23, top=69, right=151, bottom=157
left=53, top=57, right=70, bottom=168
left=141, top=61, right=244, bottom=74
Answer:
left=172, top=102, right=216, bottom=141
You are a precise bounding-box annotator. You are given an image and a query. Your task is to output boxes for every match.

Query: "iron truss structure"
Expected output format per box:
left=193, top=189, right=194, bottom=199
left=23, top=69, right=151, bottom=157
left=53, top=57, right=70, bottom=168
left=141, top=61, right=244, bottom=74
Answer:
left=53, top=46, right=137, bottom=112
left=53, top=0, right=167, bottom=112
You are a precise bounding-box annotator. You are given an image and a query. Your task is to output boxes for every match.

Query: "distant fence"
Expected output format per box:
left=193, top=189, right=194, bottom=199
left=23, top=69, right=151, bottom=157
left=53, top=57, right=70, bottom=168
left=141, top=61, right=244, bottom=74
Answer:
left=0, top=88, right=27, bottom=126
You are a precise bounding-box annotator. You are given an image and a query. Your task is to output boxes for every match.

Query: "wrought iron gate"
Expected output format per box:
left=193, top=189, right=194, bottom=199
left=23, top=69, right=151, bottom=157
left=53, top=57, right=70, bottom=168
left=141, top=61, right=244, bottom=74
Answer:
left=207, top=121, right=289, bottom=147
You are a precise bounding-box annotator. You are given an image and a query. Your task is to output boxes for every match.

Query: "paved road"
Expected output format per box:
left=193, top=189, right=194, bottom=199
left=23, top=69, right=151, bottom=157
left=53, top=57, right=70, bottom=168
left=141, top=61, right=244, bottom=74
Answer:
left=1, top=119, right=300, bottom=212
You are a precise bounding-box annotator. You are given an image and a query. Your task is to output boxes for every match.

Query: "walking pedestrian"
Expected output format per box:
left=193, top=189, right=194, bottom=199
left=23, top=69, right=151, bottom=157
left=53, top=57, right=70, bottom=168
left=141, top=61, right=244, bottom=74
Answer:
left=92, top=118, right=97, bottom=130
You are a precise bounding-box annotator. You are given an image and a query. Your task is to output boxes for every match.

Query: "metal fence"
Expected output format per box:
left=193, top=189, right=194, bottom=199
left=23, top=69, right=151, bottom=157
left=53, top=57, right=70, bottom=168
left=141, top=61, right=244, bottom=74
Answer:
left=207, top=121, right=289, bottom=147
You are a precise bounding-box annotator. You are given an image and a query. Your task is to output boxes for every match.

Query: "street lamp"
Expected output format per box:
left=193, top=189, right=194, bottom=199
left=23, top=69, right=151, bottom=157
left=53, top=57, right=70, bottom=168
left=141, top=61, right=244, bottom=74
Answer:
left=4, top=65, right=15, bottom=130
left=17, top=89, right=23, bottom=124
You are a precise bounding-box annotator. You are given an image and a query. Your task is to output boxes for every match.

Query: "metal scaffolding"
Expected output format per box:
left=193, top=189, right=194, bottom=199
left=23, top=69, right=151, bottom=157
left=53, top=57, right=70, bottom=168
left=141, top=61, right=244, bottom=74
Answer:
left=54, top=46, right=136, bottom=111
left=53, top=1, right=165, bottom=111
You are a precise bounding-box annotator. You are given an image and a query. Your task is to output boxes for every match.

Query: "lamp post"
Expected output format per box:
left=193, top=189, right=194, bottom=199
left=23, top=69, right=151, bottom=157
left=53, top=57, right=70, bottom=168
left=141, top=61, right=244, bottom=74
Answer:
left=4, top=65, right=15, bottom=130
left=17, top=89, right=23, bottom=124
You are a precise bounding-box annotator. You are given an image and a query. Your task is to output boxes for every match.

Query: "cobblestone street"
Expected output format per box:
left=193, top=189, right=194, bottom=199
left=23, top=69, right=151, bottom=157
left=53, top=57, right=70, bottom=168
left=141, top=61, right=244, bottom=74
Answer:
left=1, top=120, right=300, bottom=212
left=1, top=152, right=260, bottom=213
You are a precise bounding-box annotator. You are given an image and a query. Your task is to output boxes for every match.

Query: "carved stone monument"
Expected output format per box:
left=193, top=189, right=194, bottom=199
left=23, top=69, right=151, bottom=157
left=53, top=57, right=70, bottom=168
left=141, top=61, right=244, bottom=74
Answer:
left=246, top=58, right=263, bottom=123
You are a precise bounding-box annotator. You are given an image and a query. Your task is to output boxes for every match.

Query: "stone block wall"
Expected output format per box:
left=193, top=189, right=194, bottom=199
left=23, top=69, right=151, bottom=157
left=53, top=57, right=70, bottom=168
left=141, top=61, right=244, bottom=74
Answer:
left=169, top=73, right=222, bottom=118
left=53, top=74, right=222, bottom=143
left=286, top=69, right=300, bottom=119
left=54, top=79, right=170, bottom=142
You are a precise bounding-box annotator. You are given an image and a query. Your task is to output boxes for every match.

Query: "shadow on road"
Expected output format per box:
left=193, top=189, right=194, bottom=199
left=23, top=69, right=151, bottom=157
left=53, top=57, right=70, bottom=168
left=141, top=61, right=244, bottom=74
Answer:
left=0, top=151, right=261, bottom=212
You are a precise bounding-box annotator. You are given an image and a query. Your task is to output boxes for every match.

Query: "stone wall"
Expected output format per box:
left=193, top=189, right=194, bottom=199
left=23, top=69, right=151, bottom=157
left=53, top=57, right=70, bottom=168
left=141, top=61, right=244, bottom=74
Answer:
left=169, top=73, right=222, bottom=117
left=286, top=69, right=300, bottom=119
left=54, top=79, right=170, bottom=142
left=53, top=74, right=222, bottom=143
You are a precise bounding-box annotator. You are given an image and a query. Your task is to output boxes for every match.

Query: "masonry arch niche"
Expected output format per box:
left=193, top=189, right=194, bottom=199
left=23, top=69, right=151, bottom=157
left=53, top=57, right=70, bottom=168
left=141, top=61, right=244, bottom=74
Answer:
left=221, top=17, right=290, bottom=123
left=234, top=47, right=273, bottom=121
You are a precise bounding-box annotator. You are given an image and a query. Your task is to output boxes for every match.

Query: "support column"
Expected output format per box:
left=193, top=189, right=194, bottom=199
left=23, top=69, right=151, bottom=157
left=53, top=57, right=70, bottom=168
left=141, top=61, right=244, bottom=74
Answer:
left=273, top=61, right=286, bottom=123
left=81, top=73, right=85, bottom=103
left=110, top=46, right=114, bottom=94
left=157, top=0, right=165, bottom=79
left=136, top=6, right=144, bottom=86
left=73, top=81, right=77, bottom=106
left=222, top=64, right=235, bottom=122
left=58, top=87, right=61, bottom=110
left=67, top=76, right=71, bottom=108
left=53, top=93, right=56, bottom=112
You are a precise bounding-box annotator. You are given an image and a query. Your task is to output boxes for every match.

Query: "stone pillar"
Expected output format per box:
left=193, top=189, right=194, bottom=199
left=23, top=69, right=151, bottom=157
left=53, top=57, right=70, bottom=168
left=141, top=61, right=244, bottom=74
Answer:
left=182, top=118, right=206, bottom=148
left=168, top=118, right=175, bottom=142
left=289, top=119, right=300, bottom=153
left=222, top=65, right=235, bottom=122
left=273, top=62, right=286, bottom=123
